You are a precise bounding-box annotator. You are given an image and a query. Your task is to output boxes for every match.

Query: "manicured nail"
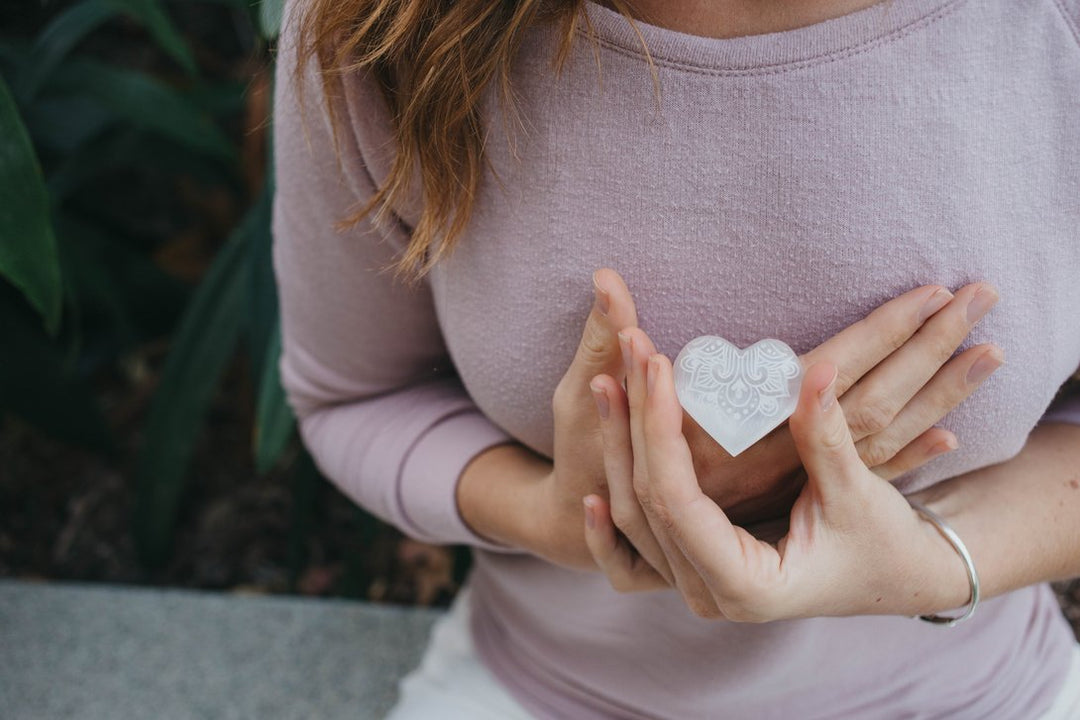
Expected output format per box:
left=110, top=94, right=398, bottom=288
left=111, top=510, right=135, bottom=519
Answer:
left=592, top=271, right=610, bottom=316
left=918, top=287, right=953, bottom=323
left=967, top=285, right=999, bottom=324
left=929, top=437, right=959, bottom=456
left=647, top=356, right=659, bottom=397
left=966, top=346, right=1004, bottom=385
left=619, top=331, right=632, bottom=377
left=583, top=497, right=596, bottom=529
left=818, top=367, right=838, bottom=412
left=590, top=381, right=610, bottom=420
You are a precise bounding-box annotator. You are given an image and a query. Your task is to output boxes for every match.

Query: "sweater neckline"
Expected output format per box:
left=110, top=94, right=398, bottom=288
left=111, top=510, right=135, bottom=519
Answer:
left=580, top=0, right=965, bottom=73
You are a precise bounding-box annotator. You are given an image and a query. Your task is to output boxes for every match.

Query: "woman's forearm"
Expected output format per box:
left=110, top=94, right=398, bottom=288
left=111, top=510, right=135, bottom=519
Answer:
left=456, top=443, right=552, bottom=550
left=911, top=421, right=1080, bottom=601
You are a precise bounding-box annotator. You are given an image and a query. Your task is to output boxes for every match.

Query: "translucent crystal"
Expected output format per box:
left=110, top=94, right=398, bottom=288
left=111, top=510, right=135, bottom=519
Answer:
left=673, top=337, right=804, bottom=457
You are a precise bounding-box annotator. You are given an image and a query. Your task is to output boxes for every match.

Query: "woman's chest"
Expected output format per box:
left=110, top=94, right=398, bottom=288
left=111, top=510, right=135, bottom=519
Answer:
left=426, top=46, right=1080, bottom=487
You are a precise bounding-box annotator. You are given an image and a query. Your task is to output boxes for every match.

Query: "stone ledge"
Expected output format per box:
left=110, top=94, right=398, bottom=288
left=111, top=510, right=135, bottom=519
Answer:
left=0, top=580, right=443, bottom=720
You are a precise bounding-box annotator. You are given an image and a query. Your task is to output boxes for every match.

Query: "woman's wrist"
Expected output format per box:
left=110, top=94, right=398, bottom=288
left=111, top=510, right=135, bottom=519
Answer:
left=904, top=505, right=976, bottom=618
left=456, top=442, right=552, bottom=550
left=898, top=422, right=1080, bottom=616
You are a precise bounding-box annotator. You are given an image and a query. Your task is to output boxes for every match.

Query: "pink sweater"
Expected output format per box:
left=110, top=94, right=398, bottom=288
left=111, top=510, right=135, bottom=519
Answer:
left=272, top=0, right=1080, bottom=716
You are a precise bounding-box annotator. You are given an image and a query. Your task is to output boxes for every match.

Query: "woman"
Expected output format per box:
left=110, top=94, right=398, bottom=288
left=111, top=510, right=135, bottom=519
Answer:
left=270, top=0, right=1080, bottom=716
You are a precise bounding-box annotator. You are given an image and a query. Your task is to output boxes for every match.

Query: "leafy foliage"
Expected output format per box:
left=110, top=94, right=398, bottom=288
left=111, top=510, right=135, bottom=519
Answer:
left=1, top=0, right=310, bottom=570
left=0, top=75, right=62, bottom=333
left=133, top=198, right=251, bottom=566
left=14, top=0, right=198, bottom=101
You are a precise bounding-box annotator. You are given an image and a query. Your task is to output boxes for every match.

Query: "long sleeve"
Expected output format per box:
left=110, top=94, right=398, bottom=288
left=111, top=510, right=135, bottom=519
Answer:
left=270, top=5, right=515, bottom=548
left=1057, top=0, right=1080, bottom=48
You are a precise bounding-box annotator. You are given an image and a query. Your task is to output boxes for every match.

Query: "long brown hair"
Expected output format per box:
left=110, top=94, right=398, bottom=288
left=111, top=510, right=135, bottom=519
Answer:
left=294, top=0, right=653, bottom=285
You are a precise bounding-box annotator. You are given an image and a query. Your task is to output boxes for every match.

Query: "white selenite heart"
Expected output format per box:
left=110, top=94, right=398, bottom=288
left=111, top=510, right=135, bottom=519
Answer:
left=673, top=337, right=804, bottom=457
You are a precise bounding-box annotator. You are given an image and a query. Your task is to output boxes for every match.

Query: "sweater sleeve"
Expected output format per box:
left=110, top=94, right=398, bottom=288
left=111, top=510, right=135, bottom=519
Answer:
left=1057, top=0, right=1080, bottom=48
left=270, top=5, right=517, bottom=549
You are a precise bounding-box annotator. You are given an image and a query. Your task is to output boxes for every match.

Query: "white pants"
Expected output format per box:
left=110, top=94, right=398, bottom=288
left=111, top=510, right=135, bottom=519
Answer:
left=384, top=585, right=534, bottom=720
left=385, top=587, right=1080, bottom=720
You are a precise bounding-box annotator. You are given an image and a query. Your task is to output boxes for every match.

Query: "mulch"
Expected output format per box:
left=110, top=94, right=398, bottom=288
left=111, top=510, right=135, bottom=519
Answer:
left=0, top=352, right=460, bottom=608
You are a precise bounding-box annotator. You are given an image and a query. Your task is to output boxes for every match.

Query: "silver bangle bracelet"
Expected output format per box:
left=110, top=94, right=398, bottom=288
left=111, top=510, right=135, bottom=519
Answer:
left=908, top=501, right=980, bottom=627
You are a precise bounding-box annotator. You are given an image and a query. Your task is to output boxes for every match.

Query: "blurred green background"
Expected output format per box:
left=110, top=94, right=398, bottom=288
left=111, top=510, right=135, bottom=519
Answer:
left=0, top=0, right=464, bottom=605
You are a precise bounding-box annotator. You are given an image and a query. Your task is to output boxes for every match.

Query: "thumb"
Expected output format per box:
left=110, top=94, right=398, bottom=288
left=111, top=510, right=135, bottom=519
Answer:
left=788, top=362, right=865, bottom=499
left=566, top=268, right=638, bottom=388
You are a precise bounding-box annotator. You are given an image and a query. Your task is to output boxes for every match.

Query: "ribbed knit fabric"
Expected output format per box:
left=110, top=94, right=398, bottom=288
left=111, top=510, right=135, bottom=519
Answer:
left=271, top=0, right=1080, bottom=716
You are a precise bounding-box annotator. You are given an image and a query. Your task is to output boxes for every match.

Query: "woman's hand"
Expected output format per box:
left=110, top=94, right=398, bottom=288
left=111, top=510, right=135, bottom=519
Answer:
left=520, top=272, right=997, bottom=572
left=583, top=282, right=1000, bottom=584
left=519, top=269, right=641, bottom=569
left=609, top=281, right=1000, bottom=530
left=585, top=354, right=973, bottom=619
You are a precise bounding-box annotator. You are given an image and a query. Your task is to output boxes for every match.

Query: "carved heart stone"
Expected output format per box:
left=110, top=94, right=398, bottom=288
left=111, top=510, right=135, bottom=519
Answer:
left=673, top=336, right=804, bottom=457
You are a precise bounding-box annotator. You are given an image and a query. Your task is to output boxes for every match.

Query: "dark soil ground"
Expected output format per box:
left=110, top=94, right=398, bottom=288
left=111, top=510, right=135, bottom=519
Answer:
left=0, top=351, right=463, bottom=608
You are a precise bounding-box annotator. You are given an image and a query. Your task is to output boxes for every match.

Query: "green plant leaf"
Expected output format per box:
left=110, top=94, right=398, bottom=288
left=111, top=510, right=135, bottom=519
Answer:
left=286, top=449, right=320, bottom=591
left=245, top=179, right=276, bottom=381
left=0, top=40, right=32, bottom=77
left=23, top=93, right=114, bottom=155
left=0, top=280, right=112, bottom=452
left=47, top=127, right=239, bottom=203
left=47, top=58, right=235, bottom=163
left=0, top=75, right=62, bottom=334
left=186, top=78, right=248, bottom=116
left=254, top=322, right=294, bottom=475
left=55, top=215, right=137, bottom=352
left=132, top=204, right=255, bottom=567
left=258, top=0, right=285, bottom=40
left=15, top=0, right=115, bottom=100
left=53, top=212, right=189, bottom=358
left=17, top=0, right=197, bottom=100
left=110, top=0, right=198, bottom=77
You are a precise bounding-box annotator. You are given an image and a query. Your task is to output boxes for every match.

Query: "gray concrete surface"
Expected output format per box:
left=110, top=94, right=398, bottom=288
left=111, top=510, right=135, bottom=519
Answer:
left=0, top=580, right=444, bottom=720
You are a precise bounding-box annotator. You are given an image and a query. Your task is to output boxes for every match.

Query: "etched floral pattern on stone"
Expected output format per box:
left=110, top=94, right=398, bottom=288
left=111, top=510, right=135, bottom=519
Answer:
left=673, top=337, right=803, bottom=457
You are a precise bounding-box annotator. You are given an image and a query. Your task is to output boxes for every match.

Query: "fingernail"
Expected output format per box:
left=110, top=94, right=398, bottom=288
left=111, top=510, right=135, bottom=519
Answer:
left=618, top=331, right=632, bottom=377
left=967, top=285, right=999, bottom=324
left=966, top=347, right=1004, bottom=385
left=918, top=287, right=953, bottom=323
left=930, top=437, right=959, bottom=456
left=647, top=356, right=659, bottom=397
left=818, top=367, right=838, bottom=412
left=590, top=381, right=610, bottom=420
left=592, top=271, right=610, bottom=316
left=583, top=497, right=596, bottom=529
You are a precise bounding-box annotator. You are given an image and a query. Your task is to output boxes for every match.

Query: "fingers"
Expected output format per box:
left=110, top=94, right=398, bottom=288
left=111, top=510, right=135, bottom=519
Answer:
left=583, top=494, right=669, bottom=592
left=619, top=330, right=729, bottom=616
left=561, top=269, right=638, bottom=397
left=640, top=354, right=709, bottom=509
left=621, top=329, right=700, bottom=538
left=620, top=329, right=677, bottom=507
left=590, top=372, right=674, bottom=584
left=854, top=343, right=1003, bottom=468
left=640, top=353, right=761, bottom=608
left=872, top=427, right=958, bottom=481
left=801, top=284, right=953, bottom=397
left=840, top=284, right=999, bottom=441
left=787, top=362, right=865, bottom=503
